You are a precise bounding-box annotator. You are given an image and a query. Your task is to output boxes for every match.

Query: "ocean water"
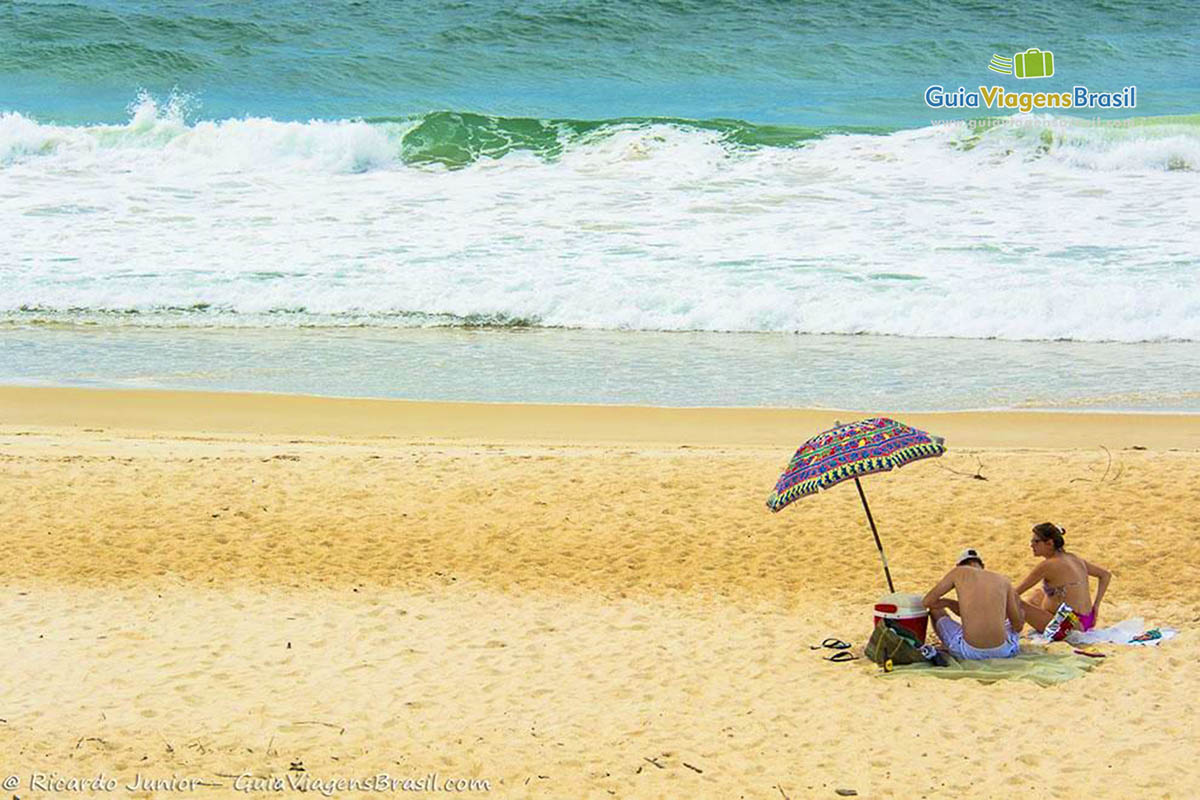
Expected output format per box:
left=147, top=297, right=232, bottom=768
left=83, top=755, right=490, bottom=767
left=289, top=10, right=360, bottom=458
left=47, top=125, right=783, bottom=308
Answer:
left=2, top=1, right=1199, bottom=409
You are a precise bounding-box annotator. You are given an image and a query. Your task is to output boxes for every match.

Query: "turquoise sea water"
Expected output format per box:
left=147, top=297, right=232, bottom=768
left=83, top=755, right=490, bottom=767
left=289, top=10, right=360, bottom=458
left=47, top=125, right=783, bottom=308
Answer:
left=3, top=1, right=1195, bottom=125
left=1, top=1, right=1198, bottom=409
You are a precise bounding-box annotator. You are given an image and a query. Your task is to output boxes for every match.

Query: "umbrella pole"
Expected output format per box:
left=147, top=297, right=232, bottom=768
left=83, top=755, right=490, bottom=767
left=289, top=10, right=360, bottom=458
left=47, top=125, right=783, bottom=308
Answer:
left=853, top=476, right=895, bottom=593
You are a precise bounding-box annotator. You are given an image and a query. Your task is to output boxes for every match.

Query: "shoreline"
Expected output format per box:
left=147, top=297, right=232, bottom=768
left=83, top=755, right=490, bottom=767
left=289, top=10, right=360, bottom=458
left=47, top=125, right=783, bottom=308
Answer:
left=3, top=385, right=1200, bottom=450
left=6, top=327, right=1200, bottom=414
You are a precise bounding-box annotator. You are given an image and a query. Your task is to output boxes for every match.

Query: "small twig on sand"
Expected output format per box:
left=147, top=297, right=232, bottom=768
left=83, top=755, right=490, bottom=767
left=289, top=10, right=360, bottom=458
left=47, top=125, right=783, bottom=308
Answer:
left=777, top=785, right=791, bottom=800
left=1070, top=446, right=1116, bottom=484
left=644, top=757, right=665, bottom=770
left=936, top=455, right=988, bottom=481
left=293, top=721, right=345, bottom=735
left=682, top=762, right=703, bottom=774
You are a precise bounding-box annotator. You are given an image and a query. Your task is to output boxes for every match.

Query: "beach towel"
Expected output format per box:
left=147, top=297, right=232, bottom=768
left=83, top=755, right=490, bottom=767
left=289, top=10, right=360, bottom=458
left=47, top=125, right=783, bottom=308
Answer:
left=877, top=649, right=1100, bottom=686
left=1038, top=617, right=1179, bottom=647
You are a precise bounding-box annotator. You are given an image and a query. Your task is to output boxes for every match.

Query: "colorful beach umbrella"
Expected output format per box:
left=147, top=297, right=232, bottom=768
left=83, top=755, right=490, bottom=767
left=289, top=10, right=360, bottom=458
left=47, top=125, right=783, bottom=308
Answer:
left=766, top=417, right=945, bottom=593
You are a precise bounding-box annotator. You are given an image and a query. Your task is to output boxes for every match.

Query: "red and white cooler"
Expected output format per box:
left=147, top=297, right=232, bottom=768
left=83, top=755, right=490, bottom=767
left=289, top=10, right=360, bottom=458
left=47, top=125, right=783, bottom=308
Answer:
left=873, top=592, right=929, bottom=645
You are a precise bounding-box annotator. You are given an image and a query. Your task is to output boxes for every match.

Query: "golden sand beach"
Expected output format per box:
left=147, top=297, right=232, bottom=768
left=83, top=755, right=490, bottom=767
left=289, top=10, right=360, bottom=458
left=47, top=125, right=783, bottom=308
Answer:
left=1, top=387, right=1198, bottom=798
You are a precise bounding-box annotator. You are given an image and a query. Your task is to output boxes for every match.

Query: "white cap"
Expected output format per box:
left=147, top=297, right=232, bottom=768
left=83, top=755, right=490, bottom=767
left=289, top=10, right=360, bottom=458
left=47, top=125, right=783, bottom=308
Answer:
left=956, top=547, right=984, bottom=566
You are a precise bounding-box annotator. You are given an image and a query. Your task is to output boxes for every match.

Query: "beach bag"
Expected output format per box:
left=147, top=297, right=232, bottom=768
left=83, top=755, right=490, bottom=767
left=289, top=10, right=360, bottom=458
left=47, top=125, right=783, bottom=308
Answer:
left=865, top=620, right=925, bottom=666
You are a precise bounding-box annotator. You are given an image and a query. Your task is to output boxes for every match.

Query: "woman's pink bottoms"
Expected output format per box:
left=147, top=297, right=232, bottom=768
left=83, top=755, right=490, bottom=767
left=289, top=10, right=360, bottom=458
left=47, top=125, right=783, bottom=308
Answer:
left=1048, top=606, right=1097, bottom=641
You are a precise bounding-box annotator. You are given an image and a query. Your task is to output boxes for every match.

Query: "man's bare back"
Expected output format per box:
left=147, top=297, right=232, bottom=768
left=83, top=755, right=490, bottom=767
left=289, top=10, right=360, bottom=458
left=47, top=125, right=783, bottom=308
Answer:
left=923, top=553, right=1024, bottom=651
left=947, top=566, right=1022, bottom=648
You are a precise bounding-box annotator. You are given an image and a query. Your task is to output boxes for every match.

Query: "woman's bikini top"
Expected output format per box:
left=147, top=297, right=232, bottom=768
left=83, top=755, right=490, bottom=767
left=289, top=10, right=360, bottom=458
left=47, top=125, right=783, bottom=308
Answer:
left=1042, top=578, right=1083, bottom=598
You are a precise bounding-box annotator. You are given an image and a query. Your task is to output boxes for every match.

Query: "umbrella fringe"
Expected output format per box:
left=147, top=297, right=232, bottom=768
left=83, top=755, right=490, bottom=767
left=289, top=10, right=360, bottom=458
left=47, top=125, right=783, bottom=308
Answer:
left=767, top=443, right=945, bottom=512
left=888, top=442, right=945, bottom=466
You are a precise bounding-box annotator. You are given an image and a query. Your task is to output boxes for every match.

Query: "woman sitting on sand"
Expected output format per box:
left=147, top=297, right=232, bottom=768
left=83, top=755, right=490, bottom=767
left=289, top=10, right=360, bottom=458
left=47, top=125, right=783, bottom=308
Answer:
left=1014, top=522, right=1112, bottom=634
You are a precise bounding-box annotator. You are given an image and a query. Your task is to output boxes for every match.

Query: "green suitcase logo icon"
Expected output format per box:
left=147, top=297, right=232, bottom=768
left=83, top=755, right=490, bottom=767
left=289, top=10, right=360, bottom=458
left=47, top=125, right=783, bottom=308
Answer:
left=1014, top=48, right=1054, bottom=79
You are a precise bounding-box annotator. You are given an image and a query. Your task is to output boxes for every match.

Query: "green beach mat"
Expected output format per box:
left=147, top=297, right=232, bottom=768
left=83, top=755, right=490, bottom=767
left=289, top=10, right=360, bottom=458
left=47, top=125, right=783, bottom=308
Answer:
left=879, top=650, right=1100, bottom=686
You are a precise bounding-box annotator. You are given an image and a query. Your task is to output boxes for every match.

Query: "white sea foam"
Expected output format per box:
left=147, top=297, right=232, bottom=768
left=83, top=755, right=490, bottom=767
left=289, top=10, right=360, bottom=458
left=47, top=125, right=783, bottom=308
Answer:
left=1, top=98, right=1198, bottom=341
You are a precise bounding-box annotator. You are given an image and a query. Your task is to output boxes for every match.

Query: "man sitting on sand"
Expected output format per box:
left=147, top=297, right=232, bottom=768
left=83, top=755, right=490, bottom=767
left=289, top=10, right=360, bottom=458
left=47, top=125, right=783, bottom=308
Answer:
left=922, top=548, right=1024, bottom=660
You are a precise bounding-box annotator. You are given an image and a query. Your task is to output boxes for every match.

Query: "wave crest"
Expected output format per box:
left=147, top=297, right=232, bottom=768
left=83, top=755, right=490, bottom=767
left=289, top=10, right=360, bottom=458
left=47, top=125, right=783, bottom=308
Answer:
left=2, top=98, right=1197, bottom=343
left=4, top=93, right=1198, bottom=172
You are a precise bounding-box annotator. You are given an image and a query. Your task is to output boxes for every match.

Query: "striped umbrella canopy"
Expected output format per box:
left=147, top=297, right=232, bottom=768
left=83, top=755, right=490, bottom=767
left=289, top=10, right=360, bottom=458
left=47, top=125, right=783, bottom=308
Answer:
left=766, top=417, right=945, bottom=592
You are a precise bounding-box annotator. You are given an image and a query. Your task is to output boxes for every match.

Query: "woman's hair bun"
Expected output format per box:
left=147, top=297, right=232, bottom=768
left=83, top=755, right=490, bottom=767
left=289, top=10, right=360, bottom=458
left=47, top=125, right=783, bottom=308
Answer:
left=1033, top=522, right=1066, bottom=549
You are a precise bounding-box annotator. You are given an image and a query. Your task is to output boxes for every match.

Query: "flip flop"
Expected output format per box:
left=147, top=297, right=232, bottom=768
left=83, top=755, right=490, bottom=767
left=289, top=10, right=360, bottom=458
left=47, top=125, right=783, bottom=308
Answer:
left=1073, top=648, right=1106, bottom=658
left=824, top=651, right=858, bottom=662
left=809, top=637, right=852, bottom=651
